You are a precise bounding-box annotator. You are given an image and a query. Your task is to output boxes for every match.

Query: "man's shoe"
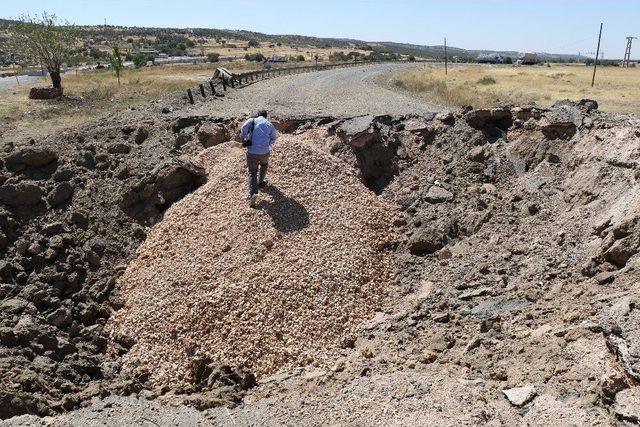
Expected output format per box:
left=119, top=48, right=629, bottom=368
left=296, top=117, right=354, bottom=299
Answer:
left=249, top=194, right=258, bottom=208
left=258, top=180, right=269, bottom=189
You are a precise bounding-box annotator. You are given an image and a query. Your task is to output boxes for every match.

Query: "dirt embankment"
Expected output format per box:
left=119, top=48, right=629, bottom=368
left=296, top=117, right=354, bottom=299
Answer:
left=2, top=94, right=640, bottom=425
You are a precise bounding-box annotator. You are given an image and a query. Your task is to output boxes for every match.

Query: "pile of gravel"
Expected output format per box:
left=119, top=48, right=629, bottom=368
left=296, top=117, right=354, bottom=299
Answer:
left=107, top=134, right=396, bottom=386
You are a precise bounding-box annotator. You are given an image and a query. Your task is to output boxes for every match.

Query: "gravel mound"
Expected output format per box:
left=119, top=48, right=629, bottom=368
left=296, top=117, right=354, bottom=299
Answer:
left=107, top=133, right=396, bottom=386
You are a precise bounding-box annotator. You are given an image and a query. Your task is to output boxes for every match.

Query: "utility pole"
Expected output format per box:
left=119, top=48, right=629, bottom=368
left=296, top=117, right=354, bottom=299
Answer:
left=624, top=36, right=636, bottom=67
left=444, top=37, right=448, bottom=75
left=592, top=22, right=603, bottom=87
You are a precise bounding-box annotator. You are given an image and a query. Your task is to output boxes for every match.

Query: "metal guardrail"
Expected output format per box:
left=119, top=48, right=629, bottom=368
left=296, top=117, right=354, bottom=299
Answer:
left=184, top=60, right=403, bottom=105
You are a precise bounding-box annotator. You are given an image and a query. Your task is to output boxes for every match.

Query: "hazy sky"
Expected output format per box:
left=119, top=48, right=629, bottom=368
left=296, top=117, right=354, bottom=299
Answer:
left=2, top=0, right=638, bottom=59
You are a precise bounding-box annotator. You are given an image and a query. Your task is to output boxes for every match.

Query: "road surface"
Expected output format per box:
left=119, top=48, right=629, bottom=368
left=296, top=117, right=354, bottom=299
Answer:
left=193, top=62, right=441, bottom=119
left=0, top=75, right=42, bottom=91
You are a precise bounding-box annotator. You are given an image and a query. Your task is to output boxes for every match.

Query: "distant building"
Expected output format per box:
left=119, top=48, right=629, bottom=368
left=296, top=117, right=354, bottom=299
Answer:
left=477, top=53, right=503, bottom=63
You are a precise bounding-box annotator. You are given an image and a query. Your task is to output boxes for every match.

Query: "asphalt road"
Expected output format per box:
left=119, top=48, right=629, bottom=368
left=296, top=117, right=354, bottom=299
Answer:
left=193, top=62, right=442, bottom=119
left=0, top=75, right=41, bottom=91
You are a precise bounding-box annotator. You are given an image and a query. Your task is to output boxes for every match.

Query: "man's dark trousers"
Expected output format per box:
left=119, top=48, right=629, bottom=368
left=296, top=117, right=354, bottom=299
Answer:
left=247, top=152, right=269, bottom=196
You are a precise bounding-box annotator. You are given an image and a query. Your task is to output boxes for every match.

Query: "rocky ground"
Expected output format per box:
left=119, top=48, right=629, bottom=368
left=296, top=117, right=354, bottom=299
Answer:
left=1, top=64, right=640, bottom=426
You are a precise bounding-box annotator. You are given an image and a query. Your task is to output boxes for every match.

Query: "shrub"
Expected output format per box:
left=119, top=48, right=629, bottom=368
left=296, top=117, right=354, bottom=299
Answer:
left=477, top=75, right=496, bottom=85
left=247, top=39, right=259, bottom=48
left=132, top=53, right=153, bottom=68
left=207, top=53, right=220, bottom=62
left=296, top=54, right=305, bottom=62
left=244, top=52, right=265, bottom=62
left=329, top=51, right=349, bottom=62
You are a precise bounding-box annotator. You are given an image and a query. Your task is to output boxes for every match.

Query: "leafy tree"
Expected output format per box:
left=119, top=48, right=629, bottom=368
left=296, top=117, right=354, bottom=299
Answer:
left=247, top=39, right=260, bottom=48
left=132, top=53, right=146, bottom=68
left=109, top=43, right=123, bottom=85
left=9, top=12, right=78, bottom=90
left=296, top=54, right=305, bottom=61
left=502, top=56, right=513, bottom=64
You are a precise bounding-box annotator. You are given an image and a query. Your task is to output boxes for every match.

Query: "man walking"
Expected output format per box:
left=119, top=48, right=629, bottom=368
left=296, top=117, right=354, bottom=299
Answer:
left=240, top=110, right=277, bottom=208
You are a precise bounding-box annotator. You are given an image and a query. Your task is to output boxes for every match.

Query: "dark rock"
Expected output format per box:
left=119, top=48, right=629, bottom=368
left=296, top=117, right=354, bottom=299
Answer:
left=52, top=168, right=74, bottom=182
left=75, top=151, right=95, bottom=169
left=29, top=86, right=63, bottom=99
left=47, top=182, right=74, bottom=207
left=42, top=222, right=65, bottom=236
left=134, top=126, right=150, bottom=144
left=106, top=143, right=131, bottom=154
left=0, top=182, right=43, bottom=206
left=408, top=228, right=444, bottom=255
left=4, top=147, right=57, bottom=168
left=604, top=236, right=639, bottom=268
left=83, top=235, right=107, bottom=255
left=465, top=108, right=512, bottom=129
left=578, top=99, right=598, bottom=112
left=174, top=134, right=191, bottom=148
left=46, top=307, right=72, bottom=328
left=70, top=210, right=89, bottom=229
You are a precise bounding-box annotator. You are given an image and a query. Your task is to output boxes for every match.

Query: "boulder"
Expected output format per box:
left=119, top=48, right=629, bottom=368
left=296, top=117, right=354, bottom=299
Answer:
left=28, top=87, right=63, bottom=99
left=197, top=123, right=229, bottom=148
left=4, top=147, right=58, bottom=168
left=465, top=108, right=512, bottom=129
left=0, top=182, right=44, bottom=206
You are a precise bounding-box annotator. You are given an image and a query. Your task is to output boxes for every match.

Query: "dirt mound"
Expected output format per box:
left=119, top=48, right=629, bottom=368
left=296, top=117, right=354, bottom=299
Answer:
left=106, top=132, right=396, bottom=387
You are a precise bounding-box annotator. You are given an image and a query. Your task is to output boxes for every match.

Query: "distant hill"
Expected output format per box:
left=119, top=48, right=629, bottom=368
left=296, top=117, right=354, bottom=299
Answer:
left=0, top=18, right=585, bottom=63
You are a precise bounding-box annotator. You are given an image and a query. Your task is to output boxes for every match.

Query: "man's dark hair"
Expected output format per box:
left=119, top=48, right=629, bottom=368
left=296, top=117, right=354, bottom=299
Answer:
left=257, top=110, right=268, bottom=118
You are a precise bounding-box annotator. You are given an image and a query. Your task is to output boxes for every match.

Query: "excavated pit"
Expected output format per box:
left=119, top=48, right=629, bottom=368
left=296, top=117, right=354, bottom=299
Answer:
left=2, top=99, right=640, bottom=422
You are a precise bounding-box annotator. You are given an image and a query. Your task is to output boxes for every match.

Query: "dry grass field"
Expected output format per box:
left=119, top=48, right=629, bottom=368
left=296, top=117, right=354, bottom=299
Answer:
left=390, top=63, right=640, bottom=114
left=0, top=62, right=259, bottom=139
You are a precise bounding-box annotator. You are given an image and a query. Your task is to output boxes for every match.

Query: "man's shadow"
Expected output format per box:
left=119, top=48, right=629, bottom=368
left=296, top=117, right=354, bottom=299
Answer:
left=258, top=185, right=310, bottom=232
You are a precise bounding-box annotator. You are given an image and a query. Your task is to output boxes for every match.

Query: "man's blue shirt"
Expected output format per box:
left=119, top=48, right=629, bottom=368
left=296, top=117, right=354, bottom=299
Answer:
left=241, top=116, right=277, bottom=155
